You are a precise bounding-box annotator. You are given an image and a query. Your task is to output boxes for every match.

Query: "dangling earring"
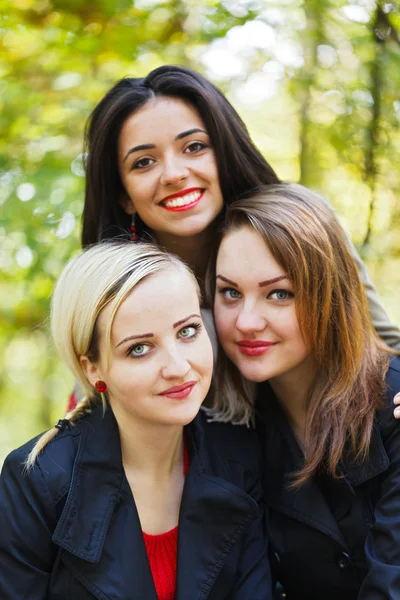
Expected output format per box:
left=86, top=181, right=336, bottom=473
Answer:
left=129, top=214, right=138, bottom=242
left=95, top=380, right=107, bottom=393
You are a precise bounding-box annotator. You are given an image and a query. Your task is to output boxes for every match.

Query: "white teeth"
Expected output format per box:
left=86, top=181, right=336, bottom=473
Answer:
left=163, top=190, right=202, bottom=208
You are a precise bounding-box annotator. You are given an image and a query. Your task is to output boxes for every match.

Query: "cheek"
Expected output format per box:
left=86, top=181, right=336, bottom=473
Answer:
left=124, top=174, right=155, bottom=206
left=197, top=336, right=214, bottom=375
left=274, top=308, right=301, bottom=337
left=210, top=162, right=220, bottom=185
left=108, top=362, right=149, bottom=393
left=202, top=155, right=220, bottom=184
left=283, top=318, right=309, bottom=357
left=120, top=171, right=135, bottom=196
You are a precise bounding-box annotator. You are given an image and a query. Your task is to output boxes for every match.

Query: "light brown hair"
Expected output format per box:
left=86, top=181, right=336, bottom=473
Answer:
left=207, top=183, right=391, bottom=485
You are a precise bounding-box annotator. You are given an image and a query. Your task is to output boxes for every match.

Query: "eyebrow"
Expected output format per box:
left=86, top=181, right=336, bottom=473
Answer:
left=123, top=144, right=155, bottom=161
left=175, top=128, right=207, bottom=140
left=115, top=313, right=201, bottom=347
left=258, top=275, right=288, bottom=287
left=116, top=332, right=154, bottom=348
left=173, top=313, right=201, bottom=328
left=216, top=274, right=287, bottom=288
left=123, top=128, right=208, bottom=162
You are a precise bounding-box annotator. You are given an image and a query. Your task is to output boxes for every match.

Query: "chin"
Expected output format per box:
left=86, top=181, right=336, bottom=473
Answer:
left=178, top=214, right=219, bottom=237
left=246, top=373, right=270, bottom=384
left=164, top=402, right=202, bottom=427
left=239, top=364, right=273, bottom=384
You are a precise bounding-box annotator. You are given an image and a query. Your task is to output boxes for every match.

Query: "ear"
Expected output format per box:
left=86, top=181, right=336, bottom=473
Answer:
left=120, top=189, right=136, bottom=216
left=80, top=355, right=104, bottom=389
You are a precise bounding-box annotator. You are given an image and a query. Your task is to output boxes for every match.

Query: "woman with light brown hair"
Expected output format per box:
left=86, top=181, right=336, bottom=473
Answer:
left=208, top=183, right=400, bottom=600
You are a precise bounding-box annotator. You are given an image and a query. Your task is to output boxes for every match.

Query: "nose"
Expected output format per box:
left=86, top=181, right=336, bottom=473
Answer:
left=160, top=154, right=189, bottom=186
left=161, top=346, right=191, bottom=380
left=235, top=307, right=267, bottom=334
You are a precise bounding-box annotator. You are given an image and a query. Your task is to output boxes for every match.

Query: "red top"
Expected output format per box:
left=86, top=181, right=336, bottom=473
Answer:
left=142, top=440, right=190, bottom=600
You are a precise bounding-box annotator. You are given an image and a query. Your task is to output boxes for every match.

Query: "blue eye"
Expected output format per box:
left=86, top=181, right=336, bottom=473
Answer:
left=268, top=290, right=293, bottom=301
left=179, top=323, right=201, bottom=339
left=219, top=287, right=241, bottom=300
left=128, top=343, right=151, bottom=358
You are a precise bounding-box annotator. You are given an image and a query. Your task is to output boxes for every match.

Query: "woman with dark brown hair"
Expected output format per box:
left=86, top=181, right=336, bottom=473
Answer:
left=209, top=183, right=400, bottom=599
left=81, top=65, right=278, bottom=283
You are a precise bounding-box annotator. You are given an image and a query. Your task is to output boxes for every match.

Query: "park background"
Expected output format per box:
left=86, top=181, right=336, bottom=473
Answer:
left=1, top=0, right=399, bottom=466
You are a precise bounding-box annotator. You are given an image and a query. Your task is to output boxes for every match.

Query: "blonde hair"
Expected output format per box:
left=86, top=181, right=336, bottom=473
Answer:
left=207, top=183, right=391, bottom=484
left=26, top=241, right=198, bottom=469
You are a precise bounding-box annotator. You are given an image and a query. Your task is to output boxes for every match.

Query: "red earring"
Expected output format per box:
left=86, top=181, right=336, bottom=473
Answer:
left=130, top=214, right=138, bottom=242
left=95, top=380, right=107, bottom=393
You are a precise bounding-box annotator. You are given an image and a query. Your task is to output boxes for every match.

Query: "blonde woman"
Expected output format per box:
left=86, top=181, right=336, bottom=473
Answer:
left=0, top=242, right=271, bottom=600
left=209, top=184, right=400, bottom=600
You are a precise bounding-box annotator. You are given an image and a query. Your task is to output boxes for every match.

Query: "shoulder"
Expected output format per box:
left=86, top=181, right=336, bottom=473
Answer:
left=190, top=412, right=262, bottom=499
left=376, top=355, right=400, bottom=435
left=195, top=410, right=260, bottom=471
left=1, top=421, right=82, bottom=503
left=385, top=355, right=400, bottom=392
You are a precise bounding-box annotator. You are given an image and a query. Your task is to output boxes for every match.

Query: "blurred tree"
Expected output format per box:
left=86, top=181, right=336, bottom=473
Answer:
left=361, top=1, right=400, bottom=255
left=1, top=0, right=399, bottom=463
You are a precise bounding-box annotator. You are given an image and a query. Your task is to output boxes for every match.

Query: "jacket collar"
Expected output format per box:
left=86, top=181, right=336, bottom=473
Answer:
left=53, top=404, right=125, bottom=562
left=257, top=382, right=389, bottom=547
left=53, top=406, right=258, bottom=600
left=176, top=414, right=259, bottom=599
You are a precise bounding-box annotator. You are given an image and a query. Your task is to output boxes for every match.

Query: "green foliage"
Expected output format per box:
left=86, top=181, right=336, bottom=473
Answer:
left=1, top=0, right=400, bottom=463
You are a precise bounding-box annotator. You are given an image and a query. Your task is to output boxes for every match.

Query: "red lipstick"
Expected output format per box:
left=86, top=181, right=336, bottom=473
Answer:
left=162, top=187, right=200, bottom=202
left=160, top=188, right=204, bottom=212
left=237, top=341, right=276, bottom=357
left=159, top=381, right=197, bottom=400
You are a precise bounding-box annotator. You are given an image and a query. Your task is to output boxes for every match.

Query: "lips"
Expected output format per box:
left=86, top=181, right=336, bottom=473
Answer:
left=160, top=188, right=203, bottom=211
left=159, top=381, right=197, bottom=400
left=237, top=341, right=276, bottom=357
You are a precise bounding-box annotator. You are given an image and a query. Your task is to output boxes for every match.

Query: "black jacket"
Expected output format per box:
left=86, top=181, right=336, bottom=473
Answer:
left=0, top=407, right=272, bottom=600
left=257, top=355, right=400, bottom=600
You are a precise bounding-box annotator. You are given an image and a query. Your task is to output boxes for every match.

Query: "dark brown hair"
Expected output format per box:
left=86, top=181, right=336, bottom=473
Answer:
left=82, top=65, right=280, bottom=247
left=207, top=183, right=391, bottom=485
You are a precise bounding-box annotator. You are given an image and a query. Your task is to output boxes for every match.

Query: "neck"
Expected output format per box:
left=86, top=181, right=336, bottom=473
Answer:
left=269, top=358, right=316, bottom=443
left=154, top=224, right=218, bottom=298
left=114, top=410, right=184, bottom=477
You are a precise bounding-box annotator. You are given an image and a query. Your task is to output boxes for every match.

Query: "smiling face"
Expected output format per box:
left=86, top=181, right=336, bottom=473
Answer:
left=118, top=96, right=224, bottom=243
left=82, top=267, right=213, bottom=428
left=214, top=226, right=311, bottom=385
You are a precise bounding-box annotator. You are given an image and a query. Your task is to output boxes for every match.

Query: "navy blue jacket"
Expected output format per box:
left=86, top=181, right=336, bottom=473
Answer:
left=257, top=356, right=400, bottom=600
left=0, top=408, right=272, bottom=600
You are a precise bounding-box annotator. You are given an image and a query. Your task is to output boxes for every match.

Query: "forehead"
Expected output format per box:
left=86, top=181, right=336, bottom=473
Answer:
left=216, top=227, right=285, bottom=283
left=119, top=96, right=205, bottom=144
left=98, top=267, right=200, bottom=338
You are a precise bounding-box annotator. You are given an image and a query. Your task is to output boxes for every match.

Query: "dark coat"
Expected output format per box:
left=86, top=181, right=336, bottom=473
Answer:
left=0, top=407, right=272, bottom=600
left=257, top=355, right=400, bottom=600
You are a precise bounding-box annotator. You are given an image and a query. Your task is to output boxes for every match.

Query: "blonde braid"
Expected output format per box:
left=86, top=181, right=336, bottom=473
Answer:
left=24, top=392, right=102, bottom=472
